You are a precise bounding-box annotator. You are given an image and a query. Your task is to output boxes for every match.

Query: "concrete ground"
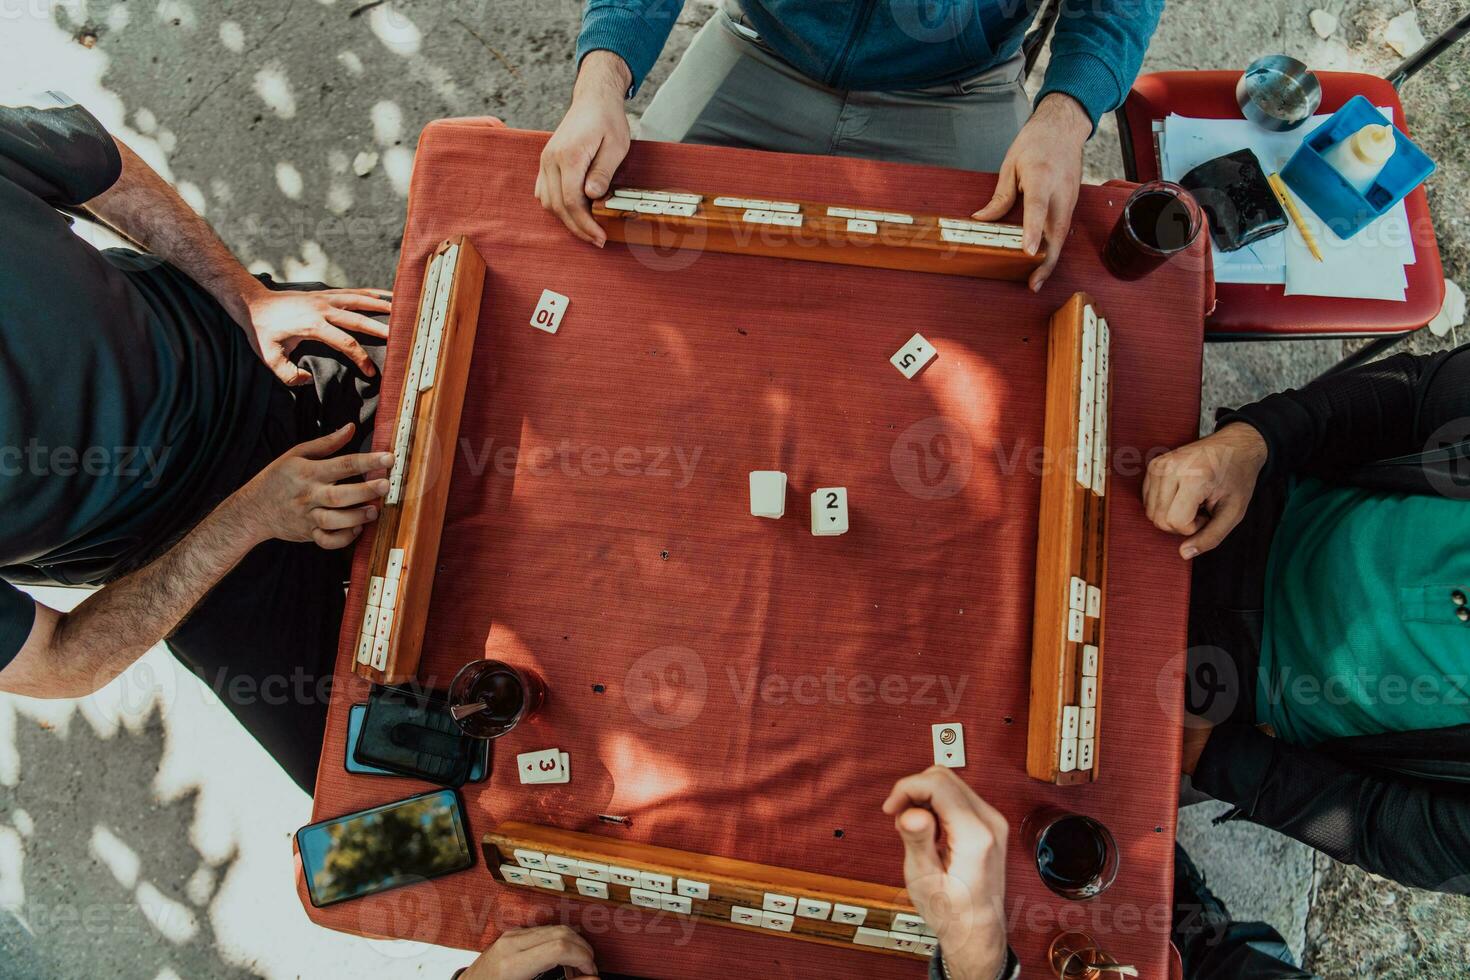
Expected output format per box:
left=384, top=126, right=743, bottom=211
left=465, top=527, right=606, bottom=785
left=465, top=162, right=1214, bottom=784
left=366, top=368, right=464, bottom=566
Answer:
left=0, top=0, right=1466, bottom=977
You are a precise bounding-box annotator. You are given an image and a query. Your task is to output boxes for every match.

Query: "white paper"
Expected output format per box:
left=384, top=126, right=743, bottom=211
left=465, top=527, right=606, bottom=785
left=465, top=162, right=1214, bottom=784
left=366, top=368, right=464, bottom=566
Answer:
left=1160, top=107, right=1416, bottom=297
left=1282, top=194, right=1410, bottom=300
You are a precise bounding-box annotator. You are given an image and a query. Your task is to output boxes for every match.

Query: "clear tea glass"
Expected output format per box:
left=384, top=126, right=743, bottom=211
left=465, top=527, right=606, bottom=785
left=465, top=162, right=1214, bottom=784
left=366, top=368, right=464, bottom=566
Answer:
left=1022, top=807, right=1119, bottom=900
left=1103, top=180, right=1204, bottom=279
left=1048, top=931, right=1103, bottom=979
left=447, top=660, right=545, bottom=739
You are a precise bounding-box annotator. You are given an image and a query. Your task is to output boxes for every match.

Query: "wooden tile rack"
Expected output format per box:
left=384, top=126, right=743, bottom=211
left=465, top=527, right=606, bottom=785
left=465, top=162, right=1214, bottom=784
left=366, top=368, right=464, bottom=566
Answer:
left=484, top=821, right=935, bottom=960
left=592, top=188, right=1043, bottom=282
left=1027, top=293, right=1111, bottom=784
left=353, top=237, right=485, bottom=684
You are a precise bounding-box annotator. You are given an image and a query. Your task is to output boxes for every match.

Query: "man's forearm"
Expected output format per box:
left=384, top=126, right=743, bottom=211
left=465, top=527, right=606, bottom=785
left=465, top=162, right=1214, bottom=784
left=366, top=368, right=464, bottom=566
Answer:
left=574, top=0, right=677, bottom=98
left=83, top=137, right=261, bottom=325
left=1042, top=0, right=1164, bottom=131
left=577, top=49, right=633, bottom=102
left=1222, top=345, right=1470, bottom=480
left=13, top=498, right=263, bottom=699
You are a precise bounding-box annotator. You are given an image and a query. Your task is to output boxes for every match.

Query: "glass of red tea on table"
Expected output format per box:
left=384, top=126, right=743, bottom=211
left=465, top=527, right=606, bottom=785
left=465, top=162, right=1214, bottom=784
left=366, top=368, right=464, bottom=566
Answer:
left=1022, top=808, right=1119, bottom=900
left=448, top=660, right=545, bottom=738
left=1103, top=180, right=1204, bottom=280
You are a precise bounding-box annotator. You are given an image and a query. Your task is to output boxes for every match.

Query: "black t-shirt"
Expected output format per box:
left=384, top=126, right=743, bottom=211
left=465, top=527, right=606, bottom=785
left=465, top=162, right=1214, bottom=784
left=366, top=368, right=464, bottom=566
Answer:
left=0, top=95, right=272, bottom=668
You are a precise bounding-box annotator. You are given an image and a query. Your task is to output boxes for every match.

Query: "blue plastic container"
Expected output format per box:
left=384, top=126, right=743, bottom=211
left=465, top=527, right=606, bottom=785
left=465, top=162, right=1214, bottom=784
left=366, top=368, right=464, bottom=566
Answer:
left=1280, top=95, right=1435, bottom=240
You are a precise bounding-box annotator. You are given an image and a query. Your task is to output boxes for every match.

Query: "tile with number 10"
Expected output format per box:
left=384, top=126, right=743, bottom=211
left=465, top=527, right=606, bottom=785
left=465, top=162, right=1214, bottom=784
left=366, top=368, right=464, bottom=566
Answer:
left=530, top=289, right=568, bottom=334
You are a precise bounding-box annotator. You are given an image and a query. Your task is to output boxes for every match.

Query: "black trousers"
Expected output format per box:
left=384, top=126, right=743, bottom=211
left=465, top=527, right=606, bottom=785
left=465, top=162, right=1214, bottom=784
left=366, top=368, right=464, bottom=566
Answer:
left=1173, top=478, right=1316, bottom=980
left=1173, top=844, right=1314, bottom=980
left=164, top=294, right=385, bottom=793
left=1183, top=474, right=1289, bottom=730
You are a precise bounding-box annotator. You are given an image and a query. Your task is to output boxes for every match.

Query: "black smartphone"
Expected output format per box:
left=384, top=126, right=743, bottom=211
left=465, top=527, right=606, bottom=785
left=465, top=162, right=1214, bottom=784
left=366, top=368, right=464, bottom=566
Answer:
left=354, top=686, right=478, bottom=786
left=296, top=789, right=475, bottom=908
left=345, top=703, right=489, bottom=781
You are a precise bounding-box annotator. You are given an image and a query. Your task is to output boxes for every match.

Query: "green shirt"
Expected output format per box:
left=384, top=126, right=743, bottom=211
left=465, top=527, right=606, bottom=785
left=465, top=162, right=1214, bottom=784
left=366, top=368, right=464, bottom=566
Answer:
left=1258, top=477, right=1470, bottom=745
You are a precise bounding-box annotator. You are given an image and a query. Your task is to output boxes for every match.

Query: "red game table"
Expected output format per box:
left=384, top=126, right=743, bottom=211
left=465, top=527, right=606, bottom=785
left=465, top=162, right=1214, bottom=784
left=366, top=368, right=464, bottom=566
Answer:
left=1118, top=70, right=1445, bottom=342
left=299, top=119, right=1212, bottom=979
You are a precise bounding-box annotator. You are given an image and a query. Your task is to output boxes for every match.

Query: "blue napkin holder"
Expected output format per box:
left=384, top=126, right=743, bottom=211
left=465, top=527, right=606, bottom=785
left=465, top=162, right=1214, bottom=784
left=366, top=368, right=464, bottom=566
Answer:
left=1280, top=95, right=1435, bottom=240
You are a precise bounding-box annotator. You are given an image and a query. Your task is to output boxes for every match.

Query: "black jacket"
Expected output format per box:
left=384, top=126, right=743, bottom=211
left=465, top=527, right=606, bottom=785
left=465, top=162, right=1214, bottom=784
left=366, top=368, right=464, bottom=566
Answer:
left=1193, top=344, right=1470, bottom=895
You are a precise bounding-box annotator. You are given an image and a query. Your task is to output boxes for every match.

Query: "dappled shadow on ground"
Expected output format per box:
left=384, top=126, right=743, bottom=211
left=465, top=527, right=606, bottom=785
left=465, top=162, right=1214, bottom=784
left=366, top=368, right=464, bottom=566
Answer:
left=49, top=0, right=713, bottom=288
left=0, top=709, right=259, bottom=980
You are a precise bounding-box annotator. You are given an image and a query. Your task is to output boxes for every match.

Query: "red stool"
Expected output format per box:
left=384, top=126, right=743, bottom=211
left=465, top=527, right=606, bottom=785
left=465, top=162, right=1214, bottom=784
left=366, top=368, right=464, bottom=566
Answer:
left=1115, top=12, right=1468, bottom=374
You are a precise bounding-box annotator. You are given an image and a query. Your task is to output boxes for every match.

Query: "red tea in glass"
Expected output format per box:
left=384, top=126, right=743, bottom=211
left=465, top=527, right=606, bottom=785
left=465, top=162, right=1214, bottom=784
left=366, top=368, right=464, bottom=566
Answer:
left=1022, top=808, right=1119, bottom=900
left=1103, top=180, right=1203, bottom=279
left=448, top=660, right=545, bottom=739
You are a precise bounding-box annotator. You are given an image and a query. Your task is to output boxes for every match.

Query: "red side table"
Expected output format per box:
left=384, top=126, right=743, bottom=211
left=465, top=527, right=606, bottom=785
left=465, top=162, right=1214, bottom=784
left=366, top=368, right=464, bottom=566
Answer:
left=1115, top=70, right=1445, bottom=371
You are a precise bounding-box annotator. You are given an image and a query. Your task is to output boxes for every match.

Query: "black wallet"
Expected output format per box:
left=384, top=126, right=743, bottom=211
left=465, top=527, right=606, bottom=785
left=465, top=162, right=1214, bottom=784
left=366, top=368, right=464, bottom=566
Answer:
left=354, top=685, right=478, bottom=786
left=1178, top=148, right=1288, bottom=253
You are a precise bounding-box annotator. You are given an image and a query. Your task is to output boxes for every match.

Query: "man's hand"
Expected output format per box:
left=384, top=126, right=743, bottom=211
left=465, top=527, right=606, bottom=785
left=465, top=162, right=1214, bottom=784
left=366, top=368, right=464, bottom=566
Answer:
left=882, top=767, right=1008, bottom=980
left=0, top=427, right=387, bottom=699
left=1144, top=422, right=1269, bottom=560
left=86, top=136, right=393, bottom=375
left=973, top=93, right=1091, bottom=292
left=462, top=925, right=599, bottom=980
left=231, top=424, right=391, bottom=550
left=240, top=283, right=392, bottom=385
left=536, top=51, right=633, bottom=246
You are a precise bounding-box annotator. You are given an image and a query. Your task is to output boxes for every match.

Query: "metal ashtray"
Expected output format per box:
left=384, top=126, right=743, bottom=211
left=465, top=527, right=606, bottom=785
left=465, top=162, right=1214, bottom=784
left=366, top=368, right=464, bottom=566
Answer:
left=1236, top=55, right=1322, bottom=131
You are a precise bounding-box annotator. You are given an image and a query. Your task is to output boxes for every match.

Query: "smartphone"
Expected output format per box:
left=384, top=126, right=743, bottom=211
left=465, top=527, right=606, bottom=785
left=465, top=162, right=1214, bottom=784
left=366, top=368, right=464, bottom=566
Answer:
left=296, top=788, right=475, bottom=907
left=345, top=703, right=489, bottom=781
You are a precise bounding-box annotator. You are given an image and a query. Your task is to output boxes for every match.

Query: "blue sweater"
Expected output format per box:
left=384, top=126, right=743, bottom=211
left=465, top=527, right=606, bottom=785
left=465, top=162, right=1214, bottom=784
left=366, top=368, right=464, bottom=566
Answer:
left=575, top=0, right=1163, bottom=131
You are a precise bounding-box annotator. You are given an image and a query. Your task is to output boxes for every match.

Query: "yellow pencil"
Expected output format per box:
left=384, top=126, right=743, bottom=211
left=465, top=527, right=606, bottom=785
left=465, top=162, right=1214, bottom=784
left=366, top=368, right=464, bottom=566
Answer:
left=1268, top=171, right=1323, bottom=263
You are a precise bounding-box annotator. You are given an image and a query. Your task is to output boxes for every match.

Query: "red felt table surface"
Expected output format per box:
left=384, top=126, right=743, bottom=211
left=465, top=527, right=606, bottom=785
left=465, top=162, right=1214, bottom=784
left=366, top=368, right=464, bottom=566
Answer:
left=301, top=119, right=1209, bottom=979
left=1121, top=70, right=1445, bottom=339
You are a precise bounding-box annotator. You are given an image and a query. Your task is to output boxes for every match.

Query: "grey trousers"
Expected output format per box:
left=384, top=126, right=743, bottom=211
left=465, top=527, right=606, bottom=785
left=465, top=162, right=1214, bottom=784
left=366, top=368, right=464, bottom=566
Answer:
left=639, top=3, right=1031, bottom=173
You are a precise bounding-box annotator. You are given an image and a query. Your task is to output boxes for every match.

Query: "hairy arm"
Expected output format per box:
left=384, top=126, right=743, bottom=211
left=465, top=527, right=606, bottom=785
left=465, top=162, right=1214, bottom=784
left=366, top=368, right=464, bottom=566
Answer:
left=83, top=138, right=262, bottom=326
left=0, top=425, right=390, bottom=700
left=82, top=136, right=391, bottom=383
left=0, top=496, right=263, bottom=699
